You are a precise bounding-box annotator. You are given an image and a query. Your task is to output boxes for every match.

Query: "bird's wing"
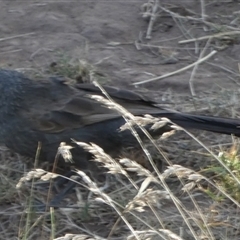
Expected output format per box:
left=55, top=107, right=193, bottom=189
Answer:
left=75, top=83, right=164, bottom=113
left=22, top=79, right=162, bottom=133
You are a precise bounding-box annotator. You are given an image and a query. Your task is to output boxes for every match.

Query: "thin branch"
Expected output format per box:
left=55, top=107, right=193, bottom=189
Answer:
left=133, top=50, right=217, bottom=86
left=0, top=32, right=35, bottom=42
left=146, top=0, right=159, bottom=39
left=189, top=37, right=212, bottom=96
left=179, top=31, right=240, bottom=44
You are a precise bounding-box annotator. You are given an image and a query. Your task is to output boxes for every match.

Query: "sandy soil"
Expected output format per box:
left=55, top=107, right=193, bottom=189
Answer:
left=1, top=1, right=240, bottom=94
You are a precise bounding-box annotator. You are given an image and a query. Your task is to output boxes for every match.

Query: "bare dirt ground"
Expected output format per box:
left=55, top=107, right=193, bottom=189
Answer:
left=1, top=1, right=240, bottom=239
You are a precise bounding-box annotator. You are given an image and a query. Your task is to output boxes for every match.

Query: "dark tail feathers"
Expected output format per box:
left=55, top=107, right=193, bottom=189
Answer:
left=154, top=111, right=240, bottom=137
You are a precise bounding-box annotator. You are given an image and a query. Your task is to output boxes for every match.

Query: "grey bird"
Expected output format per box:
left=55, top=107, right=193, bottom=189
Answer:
left=1, top=69, right=240, bottom=171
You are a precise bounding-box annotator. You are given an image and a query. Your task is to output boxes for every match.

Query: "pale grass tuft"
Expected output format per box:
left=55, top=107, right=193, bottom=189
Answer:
left=181, top=182, right=197, bottom=192
left=75, top=170, right=100, bottom=195
left=74, top=142, right=140, bottom=189
left=75, top=141, right=127, bottom=175
left=120, top=114, right=168, bottom=131
left=16, top=168, right=58, bottom=189
left=126, top=229, right=158, bottom=240
left=159, top=229, right=184, bottom=240
left=150, top=117, right=169, bottom=131
left=119, top=158, right=154, bottom=177
left=163, top=165, right=197, bottom=179
left=127, top=229, right=184, bottom=240
left=159, top=130, right=176, bottom=139
left=90, top=95, right=119, bottom=109
left=162, top=165, right=205, bottom=193
left=170, top=125, right=184, bottom=131
left=90, top=95, right=133, bottom=119
left=125, top=188, right=169, bottom=212
left=162, top=165, right=204, bottom=183
left=75, top=170, right=140, bottom=238
left=75, top=170, right=114, bottom=207
left=188, top=173, right=204, bottom=182
left=119, top=158, right=160, bottom=190
left=75, top=169, right=117, bottom=208
left=58, top=142, right=74, bottom=163
left=54, top=233, right=102, bottom=240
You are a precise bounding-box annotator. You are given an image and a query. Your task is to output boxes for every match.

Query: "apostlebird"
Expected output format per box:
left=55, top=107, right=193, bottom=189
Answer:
left=0, top=69, right=240, bottom=170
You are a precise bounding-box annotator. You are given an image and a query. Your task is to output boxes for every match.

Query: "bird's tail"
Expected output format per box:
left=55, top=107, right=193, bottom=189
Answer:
left=153, top=111, right=240, bottom=137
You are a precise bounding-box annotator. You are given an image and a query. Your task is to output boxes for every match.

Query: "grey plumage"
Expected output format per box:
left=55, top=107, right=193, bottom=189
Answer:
left=0, top=69, right=240, bottom=169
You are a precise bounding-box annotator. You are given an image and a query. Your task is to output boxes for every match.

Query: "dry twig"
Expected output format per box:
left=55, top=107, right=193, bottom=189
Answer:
left=133, top=50, right=217, bottom=85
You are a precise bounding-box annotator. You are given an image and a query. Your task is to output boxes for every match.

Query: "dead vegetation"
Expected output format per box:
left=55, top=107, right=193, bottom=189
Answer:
left=0, top=0, right=240, bottom=239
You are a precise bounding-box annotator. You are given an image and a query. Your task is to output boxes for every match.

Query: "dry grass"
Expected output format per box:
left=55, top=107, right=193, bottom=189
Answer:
left=1, top=84, right=239, bottom=240
left=46, top=55, right=107, bottom=84
left=1, top=1, right=240, bottom=239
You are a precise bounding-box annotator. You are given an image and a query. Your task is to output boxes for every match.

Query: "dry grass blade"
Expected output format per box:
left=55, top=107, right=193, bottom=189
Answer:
left=125, top=188, right=169, bottom=213
left=58, top=142, right=74, bottom=163
left=133, top=50, right=217, bottom=85
left=179, top=31, right=240, bottom=44
left=74, top=170, right=142, bottom=240
left=54, top=233, right=104, bottom=240
left=16, top=169, right=59, bottom=189
left=0, top=32, right=35, bottom=42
